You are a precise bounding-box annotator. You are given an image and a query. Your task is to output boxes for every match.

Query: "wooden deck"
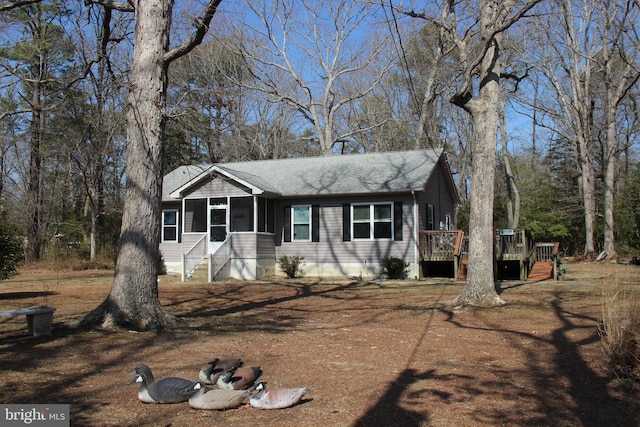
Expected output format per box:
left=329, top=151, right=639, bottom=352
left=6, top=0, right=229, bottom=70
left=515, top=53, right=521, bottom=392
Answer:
left=420, top=229, right=559, bottom=282
left=455, top=260, right=554, bottom=282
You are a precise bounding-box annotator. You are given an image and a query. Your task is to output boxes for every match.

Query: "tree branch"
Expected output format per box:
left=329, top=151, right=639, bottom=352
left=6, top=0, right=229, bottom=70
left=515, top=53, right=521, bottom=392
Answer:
left=0, top=0, right=41, bottom=12
left=83, top=0, right=134, bottom=12
left=164, top=0, right=223, bottom=65
left=393, top=0, right=544, bottom=109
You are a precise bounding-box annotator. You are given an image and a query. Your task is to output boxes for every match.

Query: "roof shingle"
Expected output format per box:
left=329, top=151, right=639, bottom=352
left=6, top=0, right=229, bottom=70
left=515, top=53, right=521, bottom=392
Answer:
left=163, top=148, right=444, bottom=200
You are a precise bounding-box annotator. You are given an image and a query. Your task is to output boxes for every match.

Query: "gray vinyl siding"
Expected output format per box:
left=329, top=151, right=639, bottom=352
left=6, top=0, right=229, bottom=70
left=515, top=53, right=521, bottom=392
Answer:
left=159, top=242, right=183, bottom=263
left=185, top=176, right=252, bottom=198
left=420, top=162, right=457, bottom=230
left=256, top=233, right=276, bottom=258
left=275, top=195, right=416, bottom=265
left=229, top=233, right=276, bottom=259
left=230, top=233, right=257, bottom=258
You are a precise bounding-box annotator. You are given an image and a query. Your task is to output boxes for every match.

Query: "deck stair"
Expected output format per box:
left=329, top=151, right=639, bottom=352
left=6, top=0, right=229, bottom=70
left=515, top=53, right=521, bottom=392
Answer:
left=527, top=261, right=554, bottom=281
left=457, top=258, right=468, bottom=281
left=187, top=259, right=209, bottom=282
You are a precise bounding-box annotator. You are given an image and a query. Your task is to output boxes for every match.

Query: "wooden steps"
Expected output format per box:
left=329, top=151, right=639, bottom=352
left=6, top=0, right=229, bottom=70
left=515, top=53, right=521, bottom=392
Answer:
left=527, top=261, right=554, bottom=282
left=457, top=259, right=468, bottom=281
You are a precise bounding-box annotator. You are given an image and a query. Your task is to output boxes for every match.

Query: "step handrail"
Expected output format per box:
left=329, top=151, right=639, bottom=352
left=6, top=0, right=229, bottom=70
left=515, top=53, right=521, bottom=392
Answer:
left=182, top=234, right=208, bottom=281
left=209, top=236, right=232, bottom=280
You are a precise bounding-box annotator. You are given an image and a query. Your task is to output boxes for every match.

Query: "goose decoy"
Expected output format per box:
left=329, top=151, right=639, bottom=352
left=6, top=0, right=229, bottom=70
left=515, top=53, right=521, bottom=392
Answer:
left=198, top=358, right=243, bottom=384
left=249, top=382, right=310, bottom=409
left=188, top=382, right=255, bottom=410
left=128, top=364, right=198, bottom=404
left=216, top=365, right=262, bottom=390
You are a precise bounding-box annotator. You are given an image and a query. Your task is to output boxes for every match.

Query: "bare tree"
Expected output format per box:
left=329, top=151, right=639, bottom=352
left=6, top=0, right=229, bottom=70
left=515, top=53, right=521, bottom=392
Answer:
left=231, top=0, right=395, bottom=155
left=397, top=0, right=543, bottom=307
left=533, top=0, right=600, bottom=257
left=595, top=0, right=640, bottom=259
left=81, top=0, right=222, bottom=330
left=529, top=0, right=639, bottom=258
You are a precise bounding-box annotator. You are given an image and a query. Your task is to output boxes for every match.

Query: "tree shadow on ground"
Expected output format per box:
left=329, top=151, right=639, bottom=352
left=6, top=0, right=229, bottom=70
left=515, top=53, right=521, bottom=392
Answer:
left=434, top=288, right=638, bottom=426
left=165, top=279, right=407, bottom=334
left=352, top=285, right=637, bottom=427
left=353, top=368, right=434, bottom=426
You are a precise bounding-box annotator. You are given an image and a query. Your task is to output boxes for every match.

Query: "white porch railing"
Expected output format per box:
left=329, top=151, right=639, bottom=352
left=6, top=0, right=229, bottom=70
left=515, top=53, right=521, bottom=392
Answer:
left=181, top=234, right=207, bottom=281
left=209, top=236, right=232, bottom=281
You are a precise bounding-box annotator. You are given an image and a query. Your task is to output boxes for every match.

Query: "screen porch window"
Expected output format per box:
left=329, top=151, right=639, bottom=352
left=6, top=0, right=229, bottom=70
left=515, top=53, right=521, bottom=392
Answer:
left=184, top=199, right=207, bottom=232
left=292, top=205, right=311, bottom=241
left=352, top=203, right=393, bottom=239
left=162, top=210, right=179, bottom=242
left=230, top=197, right=254, bottom=232
left=258, top=197, right=275, bottom=233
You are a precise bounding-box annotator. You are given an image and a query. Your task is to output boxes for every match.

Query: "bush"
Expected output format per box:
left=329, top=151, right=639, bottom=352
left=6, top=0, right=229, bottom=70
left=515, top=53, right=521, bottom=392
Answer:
left=381, top=256, right=409, bottom=279
left=0, top=207, right=22, bottom=280
left=598, top=283, right=640, bottom=390
left=278, top=255, right=304, bottom=278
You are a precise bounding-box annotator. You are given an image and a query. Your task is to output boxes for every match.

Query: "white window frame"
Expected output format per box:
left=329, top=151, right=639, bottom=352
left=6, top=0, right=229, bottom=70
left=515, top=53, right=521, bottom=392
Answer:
left=351, top=202, right=393, bottom=240
left=292, top=205, right=312, bottom=242
left=161, top=209, right=179, bottom=242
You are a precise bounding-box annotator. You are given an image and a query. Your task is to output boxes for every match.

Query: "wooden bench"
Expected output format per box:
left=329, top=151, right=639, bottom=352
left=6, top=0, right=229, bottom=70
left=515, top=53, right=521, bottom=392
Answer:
left=0, top=306, right=56, bottom=336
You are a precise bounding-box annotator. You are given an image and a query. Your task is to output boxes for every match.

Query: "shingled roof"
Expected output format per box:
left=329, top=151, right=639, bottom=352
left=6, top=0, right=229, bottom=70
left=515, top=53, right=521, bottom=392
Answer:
left=163, top=148, right=451, bottom=201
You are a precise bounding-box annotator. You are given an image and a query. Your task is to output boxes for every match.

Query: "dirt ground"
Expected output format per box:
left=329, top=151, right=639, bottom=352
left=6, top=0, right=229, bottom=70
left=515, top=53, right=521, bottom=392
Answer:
left=0, top=262, right=639, bottom=427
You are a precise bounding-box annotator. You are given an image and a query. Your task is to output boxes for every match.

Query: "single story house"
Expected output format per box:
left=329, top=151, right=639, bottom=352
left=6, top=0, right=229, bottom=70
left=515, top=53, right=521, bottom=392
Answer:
left=160, top=148, right=460, bottom=281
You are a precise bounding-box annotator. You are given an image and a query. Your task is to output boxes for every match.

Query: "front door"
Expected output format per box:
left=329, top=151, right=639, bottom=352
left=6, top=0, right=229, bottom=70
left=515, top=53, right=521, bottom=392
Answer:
left=209, top=198, right=228, bottom=253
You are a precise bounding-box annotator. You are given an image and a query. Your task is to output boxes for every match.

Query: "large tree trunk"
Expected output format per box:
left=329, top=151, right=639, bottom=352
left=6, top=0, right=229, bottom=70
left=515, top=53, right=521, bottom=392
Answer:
left=602, top=104, right=617, bottom=258
left=577, top=140, right=596, bottom=257
left=27, top=8, right=46, bottom=261
left=80, top=0, right=177, bottom=330
left=452, top=2, right=505, bottom=308
left=27, top=84, right=43, bottom=261
left=453, top=93, right=505, bottom=307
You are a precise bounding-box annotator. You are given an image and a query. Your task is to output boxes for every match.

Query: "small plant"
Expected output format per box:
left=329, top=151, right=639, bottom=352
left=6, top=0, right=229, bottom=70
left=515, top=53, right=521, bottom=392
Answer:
left=381, top=256, right=409, bottom=279
left=278, top=255, right=304, bottom=278
left=598, top=283, right=640, bottom=390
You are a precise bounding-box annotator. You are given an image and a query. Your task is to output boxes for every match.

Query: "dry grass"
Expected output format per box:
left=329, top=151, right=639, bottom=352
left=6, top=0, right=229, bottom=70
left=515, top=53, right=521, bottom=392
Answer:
left=599, top=282, right=640, bottom=389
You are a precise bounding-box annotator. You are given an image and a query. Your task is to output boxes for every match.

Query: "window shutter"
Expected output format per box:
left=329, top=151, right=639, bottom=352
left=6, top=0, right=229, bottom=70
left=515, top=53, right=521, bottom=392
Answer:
left=283, top=205, right=291, bottom=242
left=312, top=205, right=320, bottom=242
left=394, top=201, right=403, bottom=241
left=343, top=204, right=351, bottom=241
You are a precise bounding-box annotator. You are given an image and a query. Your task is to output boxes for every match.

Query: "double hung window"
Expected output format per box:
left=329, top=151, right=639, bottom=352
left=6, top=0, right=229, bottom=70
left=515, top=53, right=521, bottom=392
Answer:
left=162, top=210, right=179, bottom=242
left=292, top=205, right=311, bottom=241
left=352, top=203, right=393, bottom=240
